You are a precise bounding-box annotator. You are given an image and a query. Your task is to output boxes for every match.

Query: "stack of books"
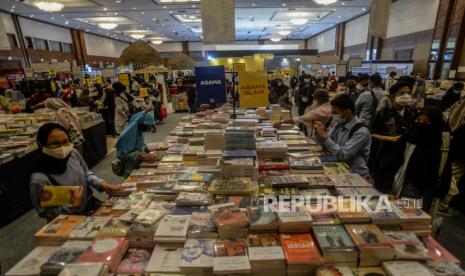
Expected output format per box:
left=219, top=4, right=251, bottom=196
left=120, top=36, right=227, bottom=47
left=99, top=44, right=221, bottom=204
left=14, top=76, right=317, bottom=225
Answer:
left=213, top=240, right=251, bottom=275
left=383, top=231, right=429, bottom=260
left=77, top=237, right=129, bottom=272
left=289, top=158, right=325, bottom=174
left=59, top=263, right=108, bottom=276
left=197, top=150, right=223, bottom=166
left=223, top=150, right=257, bottom=160
left=126, top=223, right=158, bottom=248
left=258, top=158, right=289, bottom=171
left=5, top=246, right=59, bottom=276
left=280, top=233, right=324, bottom=276
left=282, top=139, right=310, bottom=152
left=179, top=238, right=215, bottom=275
left=247, top=205, right=279, bottom=232
left=224, top=126, right=256, bottom=151
left=146, top=244, right=183, bottom=274
left=204, top=130, right=225, bottom=150
left=35, top=215, right=85, bottom=245
left=345, top=224, right=395, bottom=266
left=396, top=207, right=432, bottom=235
left=256, top=141, right=288, bottom=159
left=209, top=178, right=255, bottom=196
left=312, top=225, right=358, bottom=266
left=68, top=217, right=111, bottom=240
left=175, top=192, right=214, bottom=206
left=268, top=175, right=309, bottom=189
left=221, top=158, right=257, bottom=179
left=188, top=212, right=218, bottom=238
left=248, top=233, right=286, bottom=275
left=336, top=199, right=371, bottom=223
left=210, top=203, right=249, bottom=239
left=278, top=210, right=312, bottom=233
left=154, top=215, right=191, bottom=243
left=40, top=240, right=91, bottom=275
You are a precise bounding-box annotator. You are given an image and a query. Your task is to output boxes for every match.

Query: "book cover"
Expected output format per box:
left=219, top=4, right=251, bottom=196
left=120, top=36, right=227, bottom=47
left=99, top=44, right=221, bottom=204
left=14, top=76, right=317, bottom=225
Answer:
left=383, top=231, right=429, bottom=260
left=134, top=209, right=167, bottom=225
left=213, top=240, right=251, bottom=273
left=41, top=241, right=91, bottom=271
left=258, top=158, right=289, bottom=170
left=179, top=238, right=215, bottom=269
left=5, top=246, right=58, bottom=276
left=312, top=225, right=357, bottom=254
left=68, top=217, right=111, bottom=240
left=58, top=263, right=106, bottom=276
left=248, top=233, right=285, bottom=261
left=421, top=236, right=460, bottom=263
left=345, top=224, right=393, bottom=250
left=424, top=260, right=465, bottom=276
left=154, top=215, right=191, bottom=238
left=96, top=218, right=129, bottom=237
left=218, top=195, right=253, bottom=208
left=77, top=237, right=128, bottom=269
left=248, top=205, right=279, bottom=229
left=279, top=233, right=324, bottom=264
left=278, top=211, right=312, bottom=224
left=316, top=266, right=355, bottom=276
left=212, top=206, right=249, bottom=228
left=178, top=172, right=214, bottom=183
left=146, top=245, right=183, bottom=273
left=119, top=208, right=145, bottom=223
left=175, top=192, right=214, bottom=206
left=209, top=179, right=254, bottom=195
left=40, top=185, right=80, bottom=207
left=308, top=176, right=337, bottom=188
left=269, top=175, right=309, bottom=188
left=35, top=215, right=85, bottom=241
left=116, top=248, right=151, bottom=273
left=382, top=261, right=435, bottom=276
left=188, top=212, right=217, bottom=237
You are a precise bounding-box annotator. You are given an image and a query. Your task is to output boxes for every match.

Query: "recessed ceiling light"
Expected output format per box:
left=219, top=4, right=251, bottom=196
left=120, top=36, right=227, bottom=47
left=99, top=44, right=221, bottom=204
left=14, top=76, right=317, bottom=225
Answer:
left=141, top=11, right=145, bottom=14
left=362, top=8, right=367, bottom=11
left=33, top=1, right=64, bottom=12
left=192, top=4, right=196, bottom=7
left=338, top=15, right=341, bottom=18
left=341, top=2, right=345, bottom=5
left=106, top=32, right=110, bottom=35
left=60, top=14, right=64, bottom=16
left=153, top=18, right=156, bottom=21
left=115, top=0, right=123, bottom=3
left=103, top=7, right=108, bottom=11
left=163, top=6, right=167, bottom=8
left=86, top=29, right=90, bottom=32
left=252, top=3, right=255, bottom=6
left=114, top=12, right=118, bottom=15
left=30, top=14, right=34, bottom=18
left=99, top=23, right=118, bottom=29
left=12, top=5, right=15, bottom=8
left=10, top=9, right=14, bottom=12
left=50, top=17, right=55, bottom=20
left=130, top=34, right=145, bottom=39
left=278, top=30, right=291, bottom=36
left=282, top=3, right=286, bottom=7
left=270, top=37, right=282, bottom=42
left=290, top=18, right=308, bottom=25
left=169, top=11, right=173, bottom=14
left=132, top=7, right=136, bottom=10
left=65, top=20, right=69, bottom=24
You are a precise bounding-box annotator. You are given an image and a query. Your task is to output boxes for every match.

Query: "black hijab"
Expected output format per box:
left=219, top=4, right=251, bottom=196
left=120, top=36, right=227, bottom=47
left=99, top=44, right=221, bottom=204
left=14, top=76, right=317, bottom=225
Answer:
left=407, top=106, right=445, bottom=191
left=32, top=123, right=72, bottom=174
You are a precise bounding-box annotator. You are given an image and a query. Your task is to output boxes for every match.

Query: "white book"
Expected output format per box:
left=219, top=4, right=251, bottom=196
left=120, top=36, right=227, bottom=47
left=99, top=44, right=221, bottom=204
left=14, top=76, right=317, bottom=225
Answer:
left=179, top=239, right=215, bottom=269
left=58, top=263, right=106, bottom=276
left=383, top=261, right=435, bottom=276
left=277, top=212, right=312, bottom=224
left=118, top=208, right=145, bottom=223
left=248, top=246, right=285, bottom=262
left=155, top=215, right=191, bottom=238
left=5, top=246, right=58, bottom=276
left=213, top=256, right=251, bottom=274
left=68, top=217, right=110, bottom=239
left=146, top=245, right=183, bottom=273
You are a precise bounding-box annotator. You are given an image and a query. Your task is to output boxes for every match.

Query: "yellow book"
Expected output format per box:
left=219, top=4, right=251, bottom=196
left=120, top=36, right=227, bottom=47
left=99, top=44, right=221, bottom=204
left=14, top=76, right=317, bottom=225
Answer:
left=40, top=185, right=80, bottom=207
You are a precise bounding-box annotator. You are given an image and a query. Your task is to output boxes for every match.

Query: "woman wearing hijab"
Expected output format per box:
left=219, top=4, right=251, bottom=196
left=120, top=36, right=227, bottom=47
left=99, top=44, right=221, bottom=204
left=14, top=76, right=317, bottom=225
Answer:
left=441, top=82, right=464, bottom=111
left=115, top=111, right=156, bottom=177
left=30, top=123, right=120, bottom=221
left=43, top=98, right=85, bottom=146
left=392, top=106, right=452, bottom=212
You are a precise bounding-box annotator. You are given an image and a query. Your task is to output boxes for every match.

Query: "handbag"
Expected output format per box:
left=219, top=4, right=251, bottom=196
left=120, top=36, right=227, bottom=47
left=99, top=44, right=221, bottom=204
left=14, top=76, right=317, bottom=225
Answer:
left=160, top=105, right=168, bottom=119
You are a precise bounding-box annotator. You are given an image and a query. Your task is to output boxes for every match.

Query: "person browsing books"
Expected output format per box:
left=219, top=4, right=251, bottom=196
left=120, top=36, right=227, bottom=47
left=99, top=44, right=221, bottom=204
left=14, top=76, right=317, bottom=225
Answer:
left=115, top=111, right=157, bottom=177
left=30, top=123, right=121, bottom=221
left=313, top=94, right=372, bottom=180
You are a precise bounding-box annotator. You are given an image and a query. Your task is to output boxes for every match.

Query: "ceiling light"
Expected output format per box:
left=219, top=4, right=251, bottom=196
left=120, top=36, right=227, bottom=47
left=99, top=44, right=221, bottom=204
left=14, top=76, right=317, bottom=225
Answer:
left=362, top=8, right=367, bottom=11
left=270, top=37, right=282, bottom=42
left=99, top=23, right=118, bottom=29
left=114, top=12, right=118, bottom=15
left=30, top=14, right=34, bottom=17
left=115, top=0, right=123, bottom=3
left=290, top=18, right=308, bottom=25
left=252, top=3, right=255, bottom=6
left=278, top=30, right=291, bottom=36
left=50, top=17, right=55, bottom=20
left=141, top=12, right=145, bottom=14
left=151, top=40, right=163, bottom=45
left=282, top=3, right=286, bottom=6
left=130, top=34, right=145, bottom=39
left=65, top=20, right=69, bottom=24
left=103, top=7, right=108, bottom=11
left=33, top=1, right=64, bottom=12
left=314, top=0, right=338, bottom=4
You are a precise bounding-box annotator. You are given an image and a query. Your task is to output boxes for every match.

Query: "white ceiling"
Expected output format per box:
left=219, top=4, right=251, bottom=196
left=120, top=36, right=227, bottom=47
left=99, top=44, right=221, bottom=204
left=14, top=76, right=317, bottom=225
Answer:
left=0, top=0, right=371, bottom=43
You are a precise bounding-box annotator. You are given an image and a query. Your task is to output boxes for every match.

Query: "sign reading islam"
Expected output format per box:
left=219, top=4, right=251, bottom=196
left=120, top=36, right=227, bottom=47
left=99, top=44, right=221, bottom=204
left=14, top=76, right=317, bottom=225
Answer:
left=239, top=71, right=269, bottom=108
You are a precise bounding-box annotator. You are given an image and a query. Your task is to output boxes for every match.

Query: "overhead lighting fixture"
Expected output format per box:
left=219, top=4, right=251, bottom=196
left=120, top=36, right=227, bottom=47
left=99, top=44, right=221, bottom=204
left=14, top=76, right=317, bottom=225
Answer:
left=151, top=40, right=163, bottom=45
left=115, top=0, right=123, bottom=3
left=314, top=0, right=338, bottom=4
left=278, top=30, right=291, bottom=36
left=270, top=37, right=282, bottom=42
left=99, top=23, right=118, bottom=29
left=33, top=1, right=64, bottom=12
left=290, top=18, right=308, bottom=25
left=130, top=34, right=146, bottom=39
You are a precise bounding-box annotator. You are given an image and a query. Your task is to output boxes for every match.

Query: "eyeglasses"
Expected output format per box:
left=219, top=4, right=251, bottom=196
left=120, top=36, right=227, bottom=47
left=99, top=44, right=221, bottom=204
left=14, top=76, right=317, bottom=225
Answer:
left=47, top=140, right=70, bottom=149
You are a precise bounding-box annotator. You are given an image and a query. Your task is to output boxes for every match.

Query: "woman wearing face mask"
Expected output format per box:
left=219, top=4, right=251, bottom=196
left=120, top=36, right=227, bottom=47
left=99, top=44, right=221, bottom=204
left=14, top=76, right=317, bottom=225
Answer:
left=441, top=82, right=464, bottom=111
left=282, top=89, right=332, bottom=138
left=393, top=106, right=452, bottom=212
left=369, top=82, right=417, bottom=193
left=30, top=123, right=120, bottom=221
left=274, top=78, right=291, bottom=109
left=297, top=76, right=315, bottom=117
left=115, top=111, right=157, bottom=177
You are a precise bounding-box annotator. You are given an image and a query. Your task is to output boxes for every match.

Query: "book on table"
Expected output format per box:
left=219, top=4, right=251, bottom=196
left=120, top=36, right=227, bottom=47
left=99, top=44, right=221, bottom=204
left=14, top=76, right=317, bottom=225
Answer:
left=312, top=225, right=359, bottom=264
left=77, top=237, right=129, bottom=272
left=5, top=246, right=59, bottom=276
left=213, top=240, right=251, bottom=275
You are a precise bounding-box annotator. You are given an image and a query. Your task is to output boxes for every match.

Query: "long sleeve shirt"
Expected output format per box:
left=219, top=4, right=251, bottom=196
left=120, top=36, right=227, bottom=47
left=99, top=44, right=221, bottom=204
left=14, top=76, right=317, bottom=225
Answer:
left=355, top=87, right=387, bottom=125
left=30, top=149, right=104, bottom=220
left=318, top=117, right=372, bottom=180
left=293, top=102, right=332, bottom=137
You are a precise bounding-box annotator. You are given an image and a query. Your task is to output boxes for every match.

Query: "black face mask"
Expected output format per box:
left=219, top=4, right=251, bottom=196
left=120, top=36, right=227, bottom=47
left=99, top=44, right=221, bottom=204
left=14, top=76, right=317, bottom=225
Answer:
left=138, top=124, right=150, bottom=132
left=411, top=123, right=438, bottom=145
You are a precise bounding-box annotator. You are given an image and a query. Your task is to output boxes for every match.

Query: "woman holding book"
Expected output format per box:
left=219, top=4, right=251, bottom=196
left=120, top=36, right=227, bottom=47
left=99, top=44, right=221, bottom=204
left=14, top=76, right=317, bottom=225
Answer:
left=115, top=111, right=157, bottom=177
left=30, top=123, right=121, bottom=221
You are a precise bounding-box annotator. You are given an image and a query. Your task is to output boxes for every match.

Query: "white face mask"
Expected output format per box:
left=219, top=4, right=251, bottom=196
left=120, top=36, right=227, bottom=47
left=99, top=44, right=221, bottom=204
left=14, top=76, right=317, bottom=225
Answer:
left=395, top=94, right=412, bottom=106
left=43, top=145, right=74, bottom=159
left=302, top=96, right=309, bottom=103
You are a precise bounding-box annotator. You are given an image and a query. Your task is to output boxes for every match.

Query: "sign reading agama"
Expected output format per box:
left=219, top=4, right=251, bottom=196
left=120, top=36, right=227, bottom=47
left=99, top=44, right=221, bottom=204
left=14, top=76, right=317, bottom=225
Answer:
left=195, top=66, right=227, bottom=104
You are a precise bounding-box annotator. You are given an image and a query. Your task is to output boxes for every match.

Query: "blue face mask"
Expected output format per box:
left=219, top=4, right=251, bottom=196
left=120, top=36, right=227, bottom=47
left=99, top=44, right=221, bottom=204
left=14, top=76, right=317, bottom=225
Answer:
left=332, top=114, right=346, bottom=125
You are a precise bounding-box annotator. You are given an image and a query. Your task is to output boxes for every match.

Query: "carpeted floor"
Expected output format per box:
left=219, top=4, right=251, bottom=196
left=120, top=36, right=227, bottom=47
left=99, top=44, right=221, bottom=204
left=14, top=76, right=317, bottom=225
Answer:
left=1, top=111, right=465, bottom=274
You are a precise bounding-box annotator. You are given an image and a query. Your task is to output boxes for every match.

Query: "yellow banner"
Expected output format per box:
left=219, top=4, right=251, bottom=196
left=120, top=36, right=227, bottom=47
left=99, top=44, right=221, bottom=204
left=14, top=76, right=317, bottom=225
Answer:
left=233, top=63, right=246, bottom=72
left=84, top=77, right=93, bottom=88
left=239, top=71, right=269, bottom=108
left=119, top=73, right=129, bottom=87
left=95, top=75, right=103, bottom=84
left=139, top=87, right=148, bottom=97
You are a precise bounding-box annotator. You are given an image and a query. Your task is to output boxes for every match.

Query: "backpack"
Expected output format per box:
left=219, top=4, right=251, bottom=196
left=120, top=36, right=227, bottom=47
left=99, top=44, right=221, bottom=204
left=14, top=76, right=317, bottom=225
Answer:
left=118, top=93, right=141, bottom=119
left=349, top=122, right=369, bottom=139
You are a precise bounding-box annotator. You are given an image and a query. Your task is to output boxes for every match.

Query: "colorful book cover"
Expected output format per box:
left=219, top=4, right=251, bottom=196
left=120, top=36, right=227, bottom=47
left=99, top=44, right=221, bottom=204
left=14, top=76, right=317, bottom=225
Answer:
left=179, top=238, right=215, bottom=268
left=40, top=186, right=80, bottom=207
left=213, top=207, right=249, bottom=228
left=68, top=217, right=110, bottom=239
left=248, top=233, right=285, bottom=261
left=188, top=212, right=217, bottom=237
left=279, top=233, right=324, bottom=264
left=116, top=248, right=151, bottom=273
left=383, top=231, right=429, bottom=259
left=344, top=224, right=393, bottom=250
left=35, top=215, right=85, bottom=240
left=5, top=246, right=58, bottom=276
left=258, top=158, right=290, bottom=170
left=155, top=215, right=191, bottom=238
left=77, top=237, right=128, bottom=266
left=248, top=205, right=279, bottom=228
left=382, top=261, right=435, bottom=276
left=41, top=241, right=91, bottom=270
left=312, top=225, right=357, bottom=253
left=178, top=172, right=214, bottom=183
left=421, top=236, right=460, bottom=263
left=146, top=245, right=183, bottom=273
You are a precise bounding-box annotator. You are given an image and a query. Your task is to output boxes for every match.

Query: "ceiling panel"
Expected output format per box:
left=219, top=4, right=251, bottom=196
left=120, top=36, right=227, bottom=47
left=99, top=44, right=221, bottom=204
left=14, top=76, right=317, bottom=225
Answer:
left=0, top=0, right=371, bottom=44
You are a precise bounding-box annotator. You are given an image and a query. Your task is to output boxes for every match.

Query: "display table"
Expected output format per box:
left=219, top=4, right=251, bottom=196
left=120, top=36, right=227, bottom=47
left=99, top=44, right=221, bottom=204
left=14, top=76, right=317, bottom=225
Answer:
left=82, top=121, right=107, bottom=168
left=0, top=122, right=108, bottom=227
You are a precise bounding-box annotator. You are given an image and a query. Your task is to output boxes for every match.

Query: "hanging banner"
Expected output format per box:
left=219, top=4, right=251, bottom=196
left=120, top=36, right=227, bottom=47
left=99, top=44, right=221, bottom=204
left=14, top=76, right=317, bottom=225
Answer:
left=195, top=66, right=227, bottom=104
left=119, top=73, right=130, bottom=87
left=95, top=75, right=103, bottom=84
left=239, top=71, right=269, bottom=108
left=140, top=87, right=149, bottom=97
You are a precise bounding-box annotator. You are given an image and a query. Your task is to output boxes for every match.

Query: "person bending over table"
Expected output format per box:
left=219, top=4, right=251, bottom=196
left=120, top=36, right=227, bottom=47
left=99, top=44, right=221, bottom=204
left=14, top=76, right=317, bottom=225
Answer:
left=115, top=111, right=157, bottom=177
left=313, top=94, right=372, bottom=181
left=30, top=123, right=120, bottom=221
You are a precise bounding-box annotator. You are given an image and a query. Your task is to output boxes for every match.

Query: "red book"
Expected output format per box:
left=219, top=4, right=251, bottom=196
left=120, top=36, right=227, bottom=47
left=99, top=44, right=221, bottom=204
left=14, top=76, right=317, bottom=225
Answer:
left=78, top=237, right=129, bottom=272
left=258, top=159, right=290, bottom=170
left=422, top=236, right=460, bottom=264
left=279, top=233, right=324, bottom=265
